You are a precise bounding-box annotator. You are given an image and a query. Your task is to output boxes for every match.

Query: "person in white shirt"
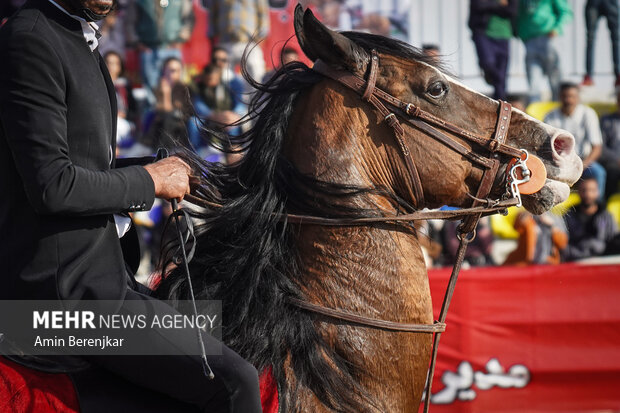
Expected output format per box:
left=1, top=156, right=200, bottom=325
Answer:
left=544, top=82, right=606, bottom=198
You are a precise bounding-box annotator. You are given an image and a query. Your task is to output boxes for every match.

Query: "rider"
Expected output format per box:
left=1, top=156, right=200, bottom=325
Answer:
left=0, top=0, right=262, bottom=411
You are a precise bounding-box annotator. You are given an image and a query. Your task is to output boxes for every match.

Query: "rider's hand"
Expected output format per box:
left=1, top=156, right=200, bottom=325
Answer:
left=143, top=156, right=192, bottom=203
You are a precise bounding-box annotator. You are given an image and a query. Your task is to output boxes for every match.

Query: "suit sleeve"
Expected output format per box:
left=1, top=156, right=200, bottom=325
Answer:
left=115, top=156, right=156, bottom=168
left=0, top=31, right=155, bottom=216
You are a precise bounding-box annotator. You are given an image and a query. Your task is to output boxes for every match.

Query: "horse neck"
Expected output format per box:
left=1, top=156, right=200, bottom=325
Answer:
left=294, top=224, right=431, bottom=314
left=284, top=82, right=433, bottom=320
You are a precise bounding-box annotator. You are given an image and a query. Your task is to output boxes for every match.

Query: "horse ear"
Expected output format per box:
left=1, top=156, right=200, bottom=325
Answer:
left=294, top=4, right=318, bottom=62
left=294, top=4, right=369, bottom=73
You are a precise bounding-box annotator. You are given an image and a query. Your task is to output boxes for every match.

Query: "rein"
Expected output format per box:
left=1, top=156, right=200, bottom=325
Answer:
left=285, top=198, right=518, bottom=226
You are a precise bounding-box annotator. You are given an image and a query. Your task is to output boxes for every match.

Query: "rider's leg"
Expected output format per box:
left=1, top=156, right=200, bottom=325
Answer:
left=85, top=288, right=262, bottom=413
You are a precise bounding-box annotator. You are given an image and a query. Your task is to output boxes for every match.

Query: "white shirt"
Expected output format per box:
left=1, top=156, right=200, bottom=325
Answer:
left=48, top=0, right=131, bottom=238
left=544, top=104, right=603, bottom=159
left=48, top=0, right=99, bottom=52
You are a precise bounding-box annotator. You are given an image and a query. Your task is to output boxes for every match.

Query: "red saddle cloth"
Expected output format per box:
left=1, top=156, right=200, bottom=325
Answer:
left=0, top=357, right=79, bottom=413
left=259, top=367, right=279, bottom=413
left=0, top=357, right=279, bottom=413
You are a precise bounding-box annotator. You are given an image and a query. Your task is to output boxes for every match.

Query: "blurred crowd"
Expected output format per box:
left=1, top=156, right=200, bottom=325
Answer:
left=421, top=0, right=620, bottom=268
left=1, top=0, right=620, bottom=273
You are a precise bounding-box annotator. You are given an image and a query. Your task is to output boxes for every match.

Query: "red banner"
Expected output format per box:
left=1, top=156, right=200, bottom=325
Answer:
left=426, top=263, right=620, bottom=412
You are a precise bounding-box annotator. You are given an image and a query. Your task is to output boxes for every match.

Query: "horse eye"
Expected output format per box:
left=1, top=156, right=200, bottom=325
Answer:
left=427, top=82, right=447, bottom=98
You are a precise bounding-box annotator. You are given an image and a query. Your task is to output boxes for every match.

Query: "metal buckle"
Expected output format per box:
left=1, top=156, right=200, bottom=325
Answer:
left=508, top=150, right=531, bottom=208
left=456, top=228, right=477, bottom=242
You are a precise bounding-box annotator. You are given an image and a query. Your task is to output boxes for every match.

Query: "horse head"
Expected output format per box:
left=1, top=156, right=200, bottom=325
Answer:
left=294, top=6, right=582, bottom=215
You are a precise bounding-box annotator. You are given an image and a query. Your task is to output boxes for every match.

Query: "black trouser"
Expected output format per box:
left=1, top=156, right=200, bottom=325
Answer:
left=586, top=0, right=620, bottom=75
left=84, top=287, right=263, bottom=413
left=472, top=32, right=510, bottom=100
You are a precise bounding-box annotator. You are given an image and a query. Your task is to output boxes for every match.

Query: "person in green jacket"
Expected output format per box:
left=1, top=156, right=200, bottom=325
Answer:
left=517, top=0, right=572, bottom=103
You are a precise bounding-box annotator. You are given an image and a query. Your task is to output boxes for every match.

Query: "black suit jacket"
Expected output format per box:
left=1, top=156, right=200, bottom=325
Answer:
left=0, top=0, right=155, bottom=301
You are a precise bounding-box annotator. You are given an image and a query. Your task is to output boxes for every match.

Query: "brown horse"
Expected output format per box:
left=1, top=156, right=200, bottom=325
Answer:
left=156, top=6, right=582, bottom=413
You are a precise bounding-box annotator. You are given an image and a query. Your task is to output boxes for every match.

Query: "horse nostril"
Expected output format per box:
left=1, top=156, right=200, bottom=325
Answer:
left=551, top=134, right=575, bottom=157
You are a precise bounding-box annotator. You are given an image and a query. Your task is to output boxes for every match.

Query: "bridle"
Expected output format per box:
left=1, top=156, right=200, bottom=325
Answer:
left=180, top=50, right=536, bottom=411
left=311, top=50, right=524, bottom=209
left=283, top=51, right=533, bottom=226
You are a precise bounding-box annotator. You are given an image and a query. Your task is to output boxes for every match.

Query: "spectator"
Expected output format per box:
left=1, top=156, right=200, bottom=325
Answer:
left=338, top=0, right=412, bottom=41
left=582, top=0, right=620, bottom=87
left=190, top=65, right=244, bottom=121
left=507, top=93, right=528, bottom=112
left=187, top=64, right=244, bottom=152
left=442, top=217, right=495, bottom=267
left=316, top=0, right=342, bottom=30
left=544, top=82, right=606, bottom=198
left=469, top=0, right=518, bottom=100
left=97, top=0, right=129, bottom=57
left=280, top=47, right=300, bottom=65
left=503, top=212, right=568, bottom=265
left=104, top=51, right=137, bottom=155
left=599, top=89, right=620, bottom=198
left=564, top=174, right=618, bottom=261
left=157, top=57, right=186, bottom=95
left=104, top=51, right=137, bottom=122
left=142, top=57, right=191, bottom=151
left=204, top=0, right=270, bottom=86
left=126, top=0, right=194, bottom=91
left=144, top=82, right=191, bottom=149
left=605, top=232, right=620, bottom=255
left=517, top=0, right=572, bottom=103
left=211, top=46, right=246, bottom=105
left=263, top=47, right=300, bottom=83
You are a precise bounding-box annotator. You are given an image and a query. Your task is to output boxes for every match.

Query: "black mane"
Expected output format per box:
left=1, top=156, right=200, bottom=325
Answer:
left=342, top=31, right=445, bottom=70
left=155, top=32, right=432, bottom=412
